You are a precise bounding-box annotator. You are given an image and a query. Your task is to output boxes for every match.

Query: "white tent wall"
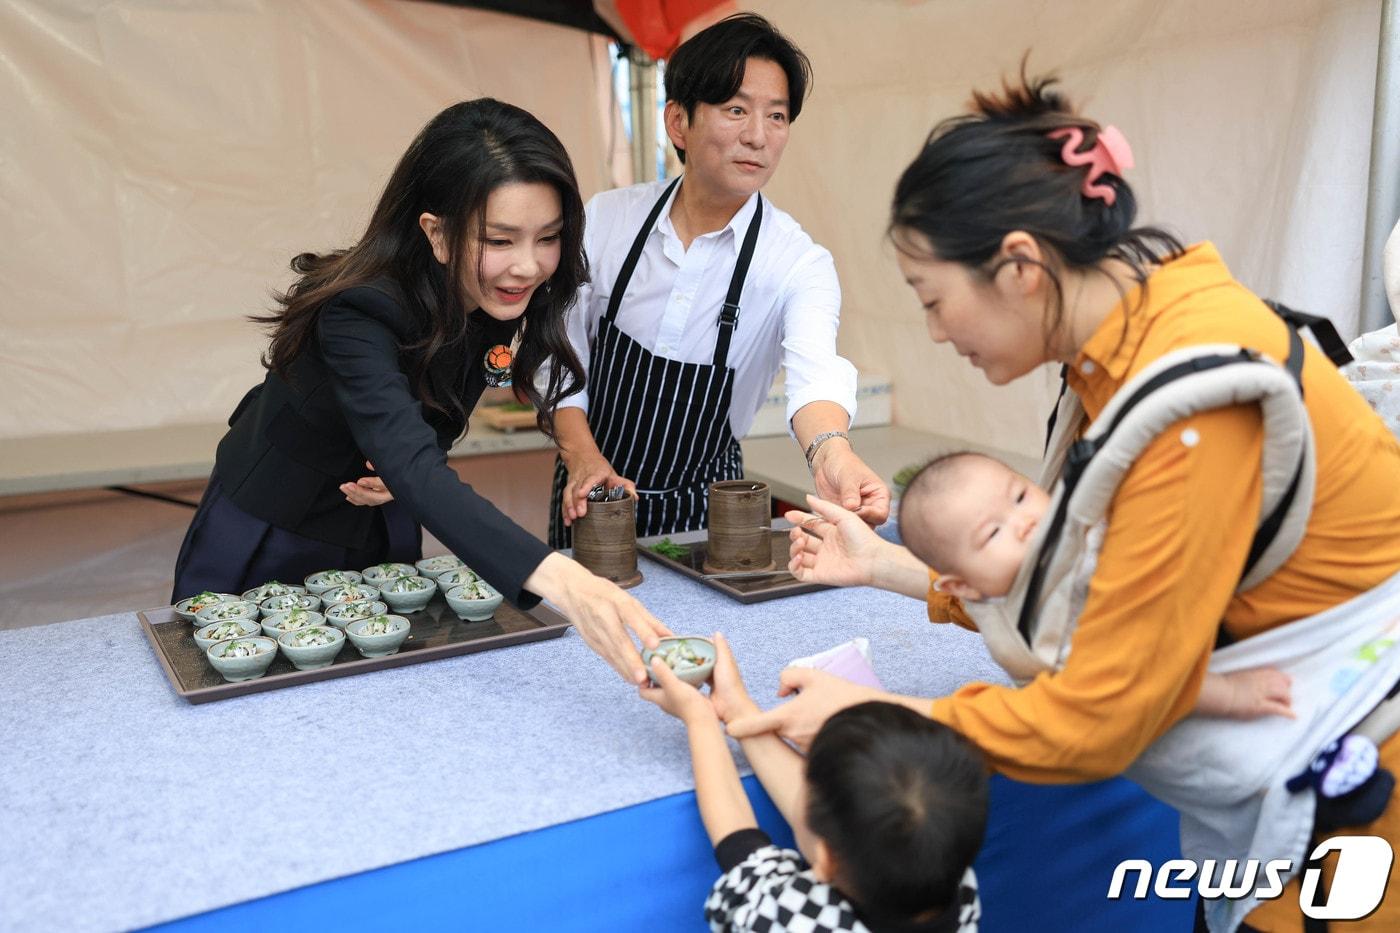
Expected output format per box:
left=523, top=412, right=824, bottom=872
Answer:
left=0, top=0, right=612, bottom=443
left=751, top=0, right=1380, bottom=459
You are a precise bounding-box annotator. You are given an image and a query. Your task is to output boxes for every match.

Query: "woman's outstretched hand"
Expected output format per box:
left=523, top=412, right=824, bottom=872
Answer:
left=787, top=494, right=935, bottom=600
left=786, top=494, right=885, bottom=588
left=725, top=667, right=886, bottom=752
left=524, top=552, right=672, bottom=685
left=341, top=461, right=394, bottom=507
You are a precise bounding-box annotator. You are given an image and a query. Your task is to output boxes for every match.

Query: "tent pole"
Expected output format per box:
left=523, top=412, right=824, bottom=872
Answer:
left=628, top=47, right=658, bottom=183
left=1361, top=0, right=1400, bottom=332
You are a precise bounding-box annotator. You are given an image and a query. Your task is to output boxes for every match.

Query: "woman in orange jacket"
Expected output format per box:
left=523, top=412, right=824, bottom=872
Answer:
left=727, top=73, right=1400, bottom=931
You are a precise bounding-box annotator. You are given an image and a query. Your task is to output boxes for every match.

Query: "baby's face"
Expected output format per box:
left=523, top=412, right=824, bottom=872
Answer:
left=932, top=459, right=1049, bottom=599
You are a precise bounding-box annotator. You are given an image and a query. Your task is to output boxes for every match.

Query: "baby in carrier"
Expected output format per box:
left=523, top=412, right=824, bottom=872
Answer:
left=899, top=451, right=1293, bottom=720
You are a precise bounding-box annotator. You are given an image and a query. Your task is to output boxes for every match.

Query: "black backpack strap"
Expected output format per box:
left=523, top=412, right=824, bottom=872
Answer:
left=1044, top=365, right=1069, bottom=455
left=1265, top=299, right=1354, bottom=367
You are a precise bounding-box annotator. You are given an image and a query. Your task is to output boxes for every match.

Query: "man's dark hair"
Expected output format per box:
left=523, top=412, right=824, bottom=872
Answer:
left=806, top=702, right=988, bottom=926
left=662, top=13, right=811, bottom=164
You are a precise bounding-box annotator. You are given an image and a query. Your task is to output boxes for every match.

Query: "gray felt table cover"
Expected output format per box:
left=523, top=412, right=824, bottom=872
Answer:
left=0, top=552, right=1008, bottom=932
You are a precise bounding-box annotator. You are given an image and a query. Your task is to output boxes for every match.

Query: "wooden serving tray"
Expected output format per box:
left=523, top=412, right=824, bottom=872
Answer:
left=140, top=595, right=570, bottom=704
left=636, top=521, right=829, bottom=604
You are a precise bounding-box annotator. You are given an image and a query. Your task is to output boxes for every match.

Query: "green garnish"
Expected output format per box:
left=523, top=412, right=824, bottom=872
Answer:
left=893, top=464, right=921, bottom=491
left=649, top=538, right=688, bottom=560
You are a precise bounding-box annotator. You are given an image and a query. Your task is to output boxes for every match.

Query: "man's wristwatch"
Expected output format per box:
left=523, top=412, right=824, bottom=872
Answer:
left=805, top=430, right=850, bottom=471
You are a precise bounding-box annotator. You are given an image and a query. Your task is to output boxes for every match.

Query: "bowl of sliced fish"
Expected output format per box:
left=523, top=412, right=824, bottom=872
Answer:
left=642, top=636, right=716, bottom=687
left=415, top=555, right=466, bottom=580
left=345, top=615, right=411, bottom=658
left=323, top=599, right=389, bottom=629
left=379, top=575, right=437, bottom=613
left=444, top=580, right=503, bottom=622
left=193, top=617, right=263, bottom=653
left=277, top=626, right=345, bottom=671
left=206, top=637, right=278, bottom=682
left=174, top=591, right=240, bottom=624
left=303, top=569, right=364, bottom=597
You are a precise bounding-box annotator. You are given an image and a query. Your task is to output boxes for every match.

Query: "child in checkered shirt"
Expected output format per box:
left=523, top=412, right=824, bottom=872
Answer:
left=641, top=633, right=986, bottom=933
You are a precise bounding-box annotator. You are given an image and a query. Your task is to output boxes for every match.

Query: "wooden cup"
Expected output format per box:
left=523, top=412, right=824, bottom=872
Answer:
left=703, top=480, right=775, bottom=574
left=572, top=496, right=643, bottom=588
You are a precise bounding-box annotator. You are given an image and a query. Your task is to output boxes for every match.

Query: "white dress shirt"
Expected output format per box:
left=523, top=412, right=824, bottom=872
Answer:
left=544, top=177, right=858, bottom=440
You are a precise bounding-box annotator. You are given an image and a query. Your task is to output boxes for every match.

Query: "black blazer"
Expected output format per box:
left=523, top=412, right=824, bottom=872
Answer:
left=215, top=279, right=550, bottom=606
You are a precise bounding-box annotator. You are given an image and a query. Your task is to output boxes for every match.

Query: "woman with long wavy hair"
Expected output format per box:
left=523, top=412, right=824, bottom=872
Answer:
left=173, top=99, right=670, bottom=683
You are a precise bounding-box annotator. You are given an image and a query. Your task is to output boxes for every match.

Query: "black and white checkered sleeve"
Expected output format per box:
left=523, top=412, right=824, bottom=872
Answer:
left=953, top=867, right=981, bottom=932
left=705, top=846, right=982, bottom=933
left=704, top=844, right=867, bottom=933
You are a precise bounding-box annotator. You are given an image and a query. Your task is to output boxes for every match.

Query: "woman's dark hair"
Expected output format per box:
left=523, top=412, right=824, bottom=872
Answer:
left=806, top=702, right=988, bottom=925
left=663, top=13, right=811, bottom=164
left=252, top=98, right=585, bottom=437
left=890, top=65, right=1185, bottom=352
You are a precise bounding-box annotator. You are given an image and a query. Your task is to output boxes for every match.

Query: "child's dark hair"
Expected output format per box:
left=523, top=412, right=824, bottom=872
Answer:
left=806, top=702, right=988, bottom=925
left=663, top=13, right=811, bottom=164
left=890, top=63, right=1184, bottom=353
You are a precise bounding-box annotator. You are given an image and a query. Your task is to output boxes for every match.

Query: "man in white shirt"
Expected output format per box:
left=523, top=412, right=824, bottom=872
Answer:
left=546, top=13, right=888, bottom=546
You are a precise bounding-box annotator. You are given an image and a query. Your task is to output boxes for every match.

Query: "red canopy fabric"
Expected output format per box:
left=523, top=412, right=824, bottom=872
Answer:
left=612, top=0, right=736, bottom=59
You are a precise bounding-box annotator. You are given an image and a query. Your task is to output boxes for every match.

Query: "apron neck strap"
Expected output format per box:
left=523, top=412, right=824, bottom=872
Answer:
left=604, top=175, right=682, bottom=325
left=603, top=176, right=765, bottom=371
left=713, top=192, right=763, bottom=369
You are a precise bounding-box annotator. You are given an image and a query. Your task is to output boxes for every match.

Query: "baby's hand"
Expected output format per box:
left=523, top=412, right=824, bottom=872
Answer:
left=708, top=633, right=759, bottom=725
left=639, top=655, right=715, bottom=725
left=1222, top=667, right=1294, bottom=720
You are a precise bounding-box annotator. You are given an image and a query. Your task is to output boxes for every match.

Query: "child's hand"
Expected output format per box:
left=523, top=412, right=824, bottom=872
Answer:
left=708, top=632, right=759, bottom=726
left=1232, top=667, right=1294, bottom=720
left=640, top=655, right=715, bottom=724
left=1202, top=667, right=1294, bottom=720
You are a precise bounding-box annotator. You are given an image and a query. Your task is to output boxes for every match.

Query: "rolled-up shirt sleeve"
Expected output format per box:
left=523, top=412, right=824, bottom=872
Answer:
left=318, top=296, right=552, bottom=607
left=779, top=246, right=858, bottom=434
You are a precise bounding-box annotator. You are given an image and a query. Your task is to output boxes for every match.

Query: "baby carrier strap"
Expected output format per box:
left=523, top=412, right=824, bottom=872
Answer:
left=1019, top=305, right=1334, bottom=642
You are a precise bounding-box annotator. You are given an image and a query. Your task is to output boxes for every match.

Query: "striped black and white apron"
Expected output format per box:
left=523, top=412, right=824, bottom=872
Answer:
left=549, top=177, right=762, bottom=547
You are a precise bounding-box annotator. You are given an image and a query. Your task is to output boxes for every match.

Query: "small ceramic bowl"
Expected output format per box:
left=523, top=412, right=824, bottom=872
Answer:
left=193, top=618, right=263, bottom=653
left=415, top=555, right=466, bottom=580
left=379, top=575, right=437, bottom=613
left=321, top=583, right=383, bottom=606
left=435, top=567, right=482, bottom=590
left=444, top=581, right=503, bottom=622
left=241, top=581, right=307, bottom=603
left=345, top=615, right=411, bottom=658
left=642, top=636, right=717, bottom=687
left=206, top=637, right=278, bottom=682
left=303, top=569, right=363, bottom=597
left=258, top=592, right=321, bottom=618
left=361, top=562, right=418, bottom=588
left=261, top=608, right=327, bottom=643
left=174, top=592, right=240, bottom=624
left=193, top=600, right=260, bottom=628
left=322, top=599, right=389, bottom=629
left=277, top=626, right=345, bottom=671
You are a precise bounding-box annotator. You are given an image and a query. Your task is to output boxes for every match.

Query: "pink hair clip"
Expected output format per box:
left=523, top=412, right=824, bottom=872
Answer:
left=1048, top=124, right=1134, bottom=205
